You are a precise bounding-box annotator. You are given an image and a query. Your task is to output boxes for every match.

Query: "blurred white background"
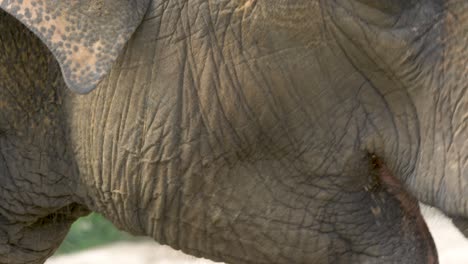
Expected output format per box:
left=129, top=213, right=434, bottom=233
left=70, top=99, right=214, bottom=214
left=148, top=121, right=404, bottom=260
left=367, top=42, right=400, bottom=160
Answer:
left=46, top=205, right=468, bottom=264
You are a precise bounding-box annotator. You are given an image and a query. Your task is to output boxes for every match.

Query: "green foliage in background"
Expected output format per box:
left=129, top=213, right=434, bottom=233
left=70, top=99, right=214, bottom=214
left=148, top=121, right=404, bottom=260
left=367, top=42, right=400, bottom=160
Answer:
left=55, top=213, right=134, bottom=255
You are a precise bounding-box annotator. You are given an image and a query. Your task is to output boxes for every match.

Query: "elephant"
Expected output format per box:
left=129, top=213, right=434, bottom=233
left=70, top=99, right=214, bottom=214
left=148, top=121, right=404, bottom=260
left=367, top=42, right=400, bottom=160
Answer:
left=0, top=0, right=466, bottom=263
left=453, top=217, right=468, bottom=238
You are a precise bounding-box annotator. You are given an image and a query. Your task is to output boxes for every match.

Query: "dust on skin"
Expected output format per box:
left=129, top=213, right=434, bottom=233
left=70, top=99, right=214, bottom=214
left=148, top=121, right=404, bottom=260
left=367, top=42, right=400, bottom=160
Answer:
left=236, top=0, right=256, bottom=11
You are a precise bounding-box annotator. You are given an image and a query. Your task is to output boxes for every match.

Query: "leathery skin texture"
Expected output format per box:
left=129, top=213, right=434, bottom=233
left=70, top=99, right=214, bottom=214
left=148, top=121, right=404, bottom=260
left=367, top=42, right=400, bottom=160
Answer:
left=0, top=10, right=88, bottom=264
left=0, top=0, right=467, bottom=263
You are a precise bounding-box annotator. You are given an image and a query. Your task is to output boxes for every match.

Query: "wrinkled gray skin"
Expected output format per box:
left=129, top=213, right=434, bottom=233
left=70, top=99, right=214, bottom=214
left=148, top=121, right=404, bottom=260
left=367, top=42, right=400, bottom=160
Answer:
left=0, top=0, right=467, bottom=263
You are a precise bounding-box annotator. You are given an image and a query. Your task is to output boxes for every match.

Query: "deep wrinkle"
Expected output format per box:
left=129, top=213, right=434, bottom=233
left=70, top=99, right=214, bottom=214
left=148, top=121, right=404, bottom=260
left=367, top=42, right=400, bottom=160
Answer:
left=372, top=154, right=438, bottom=264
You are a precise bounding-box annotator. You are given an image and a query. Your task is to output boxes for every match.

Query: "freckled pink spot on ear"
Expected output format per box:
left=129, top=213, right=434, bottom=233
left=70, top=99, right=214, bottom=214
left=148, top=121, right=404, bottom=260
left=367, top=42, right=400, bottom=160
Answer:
left=1, top=0, right=151, bottom=93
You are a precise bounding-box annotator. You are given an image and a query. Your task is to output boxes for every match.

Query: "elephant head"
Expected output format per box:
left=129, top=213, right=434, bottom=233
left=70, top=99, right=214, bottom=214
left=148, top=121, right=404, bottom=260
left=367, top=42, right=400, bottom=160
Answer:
left=0, top=0, right=466, bottom=263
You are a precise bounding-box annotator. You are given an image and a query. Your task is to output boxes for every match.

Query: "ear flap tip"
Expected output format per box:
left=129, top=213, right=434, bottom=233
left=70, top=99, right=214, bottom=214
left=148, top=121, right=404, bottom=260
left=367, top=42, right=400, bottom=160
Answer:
left=63, top=75, right=100, bottom=94
left=59, top=62, right=107, bottom=94
left=66, top=84, right=98, bottom=94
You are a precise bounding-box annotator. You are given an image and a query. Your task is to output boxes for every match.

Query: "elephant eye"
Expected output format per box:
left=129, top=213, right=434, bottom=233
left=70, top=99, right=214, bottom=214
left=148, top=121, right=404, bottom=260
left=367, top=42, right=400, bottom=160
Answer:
left=354, top=0, right=415, bottom=15
left=341, top=0, right=419, bottom=27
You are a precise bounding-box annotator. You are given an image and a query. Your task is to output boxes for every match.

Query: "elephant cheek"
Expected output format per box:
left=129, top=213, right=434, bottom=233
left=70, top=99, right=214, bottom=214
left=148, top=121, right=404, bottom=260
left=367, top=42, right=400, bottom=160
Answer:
left=373, top=155, right=438, bottom=264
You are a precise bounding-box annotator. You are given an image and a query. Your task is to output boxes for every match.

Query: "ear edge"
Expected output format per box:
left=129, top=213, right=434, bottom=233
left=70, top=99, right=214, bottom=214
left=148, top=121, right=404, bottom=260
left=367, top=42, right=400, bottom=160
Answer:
left=0, top=0, right=150, bottom=94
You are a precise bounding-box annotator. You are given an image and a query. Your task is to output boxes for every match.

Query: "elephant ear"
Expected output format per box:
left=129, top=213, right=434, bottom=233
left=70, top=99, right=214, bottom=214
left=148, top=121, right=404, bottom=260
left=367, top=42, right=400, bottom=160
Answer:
left=0, top=0, right=150, bottom=93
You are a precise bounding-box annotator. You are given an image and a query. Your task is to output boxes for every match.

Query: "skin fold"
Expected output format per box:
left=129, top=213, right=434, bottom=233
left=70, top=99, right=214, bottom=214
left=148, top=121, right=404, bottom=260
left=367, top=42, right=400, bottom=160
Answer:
left=452, top=217, right=468, bottom=238
left=0, top=0, right=466, bottom=263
